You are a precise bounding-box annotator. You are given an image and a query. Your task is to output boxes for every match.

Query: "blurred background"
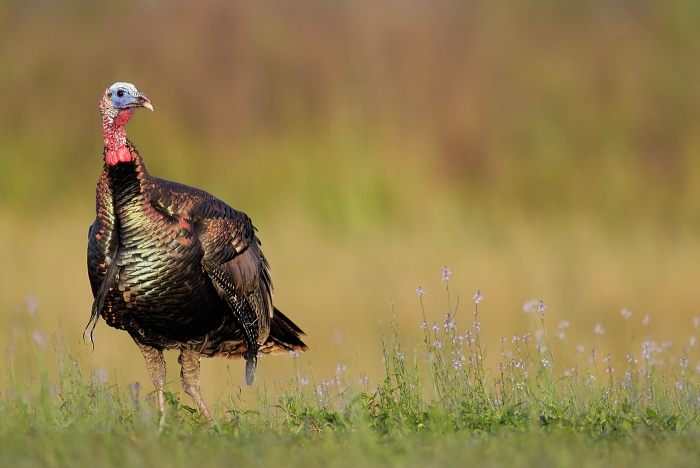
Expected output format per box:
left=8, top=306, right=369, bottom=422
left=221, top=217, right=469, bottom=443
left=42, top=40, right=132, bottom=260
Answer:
left=2, top=0, right=700, bottom=401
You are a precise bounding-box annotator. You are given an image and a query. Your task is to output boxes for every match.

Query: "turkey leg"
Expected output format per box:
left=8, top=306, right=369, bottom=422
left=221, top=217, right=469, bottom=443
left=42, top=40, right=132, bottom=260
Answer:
left=135, top=341, right=167, bottom=413
left=178, top=348, right=213, bottom=423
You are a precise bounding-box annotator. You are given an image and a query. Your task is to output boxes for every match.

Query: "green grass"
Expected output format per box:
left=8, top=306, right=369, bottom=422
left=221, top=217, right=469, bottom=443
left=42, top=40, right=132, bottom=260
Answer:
left=2, top=278, right=700, bottom=467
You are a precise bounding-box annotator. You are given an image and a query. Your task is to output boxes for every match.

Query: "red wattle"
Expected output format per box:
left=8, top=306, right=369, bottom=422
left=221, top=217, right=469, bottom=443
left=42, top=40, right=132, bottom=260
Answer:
left=114, top=109, right=135, bottom=126
left=106, top=149, right=119, bottom=166
left=105, top=146, right=132, bottom=165
left=117, top=146, right=132, bottom=163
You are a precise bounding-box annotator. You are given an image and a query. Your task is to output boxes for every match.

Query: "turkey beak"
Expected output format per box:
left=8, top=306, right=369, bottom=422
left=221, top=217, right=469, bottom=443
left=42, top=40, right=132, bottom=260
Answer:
left=137, top=93, right=154, bottom=111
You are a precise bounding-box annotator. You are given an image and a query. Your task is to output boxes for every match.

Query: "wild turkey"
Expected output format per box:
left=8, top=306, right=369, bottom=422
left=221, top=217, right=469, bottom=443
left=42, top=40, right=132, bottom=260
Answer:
left=86, top=82, right=307, bottom=421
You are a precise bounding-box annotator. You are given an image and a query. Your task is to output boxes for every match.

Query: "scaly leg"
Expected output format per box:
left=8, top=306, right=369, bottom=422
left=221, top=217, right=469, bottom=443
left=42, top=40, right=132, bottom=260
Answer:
left=135, top=341, right=166, bottom=414
left=178, top=348, right=213, bottom=423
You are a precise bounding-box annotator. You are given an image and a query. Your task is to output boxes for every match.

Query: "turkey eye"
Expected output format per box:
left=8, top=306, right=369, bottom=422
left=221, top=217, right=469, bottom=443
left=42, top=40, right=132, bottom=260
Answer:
left=116, top=90, right=124, bottom=98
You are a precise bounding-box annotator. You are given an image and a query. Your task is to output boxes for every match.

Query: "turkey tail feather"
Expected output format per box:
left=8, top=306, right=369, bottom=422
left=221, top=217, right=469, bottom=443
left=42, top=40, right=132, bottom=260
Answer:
left=266, top=308, right=308, bottom=353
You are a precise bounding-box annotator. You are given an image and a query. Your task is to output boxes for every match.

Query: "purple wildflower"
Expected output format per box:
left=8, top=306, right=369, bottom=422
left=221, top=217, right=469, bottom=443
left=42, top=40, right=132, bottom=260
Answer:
left=442, top=267, right=452, bottom=282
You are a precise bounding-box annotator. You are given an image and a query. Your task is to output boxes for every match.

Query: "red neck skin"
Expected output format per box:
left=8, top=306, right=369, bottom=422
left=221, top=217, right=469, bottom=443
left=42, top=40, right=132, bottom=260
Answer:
left=103, top=109, right=135, bottom=166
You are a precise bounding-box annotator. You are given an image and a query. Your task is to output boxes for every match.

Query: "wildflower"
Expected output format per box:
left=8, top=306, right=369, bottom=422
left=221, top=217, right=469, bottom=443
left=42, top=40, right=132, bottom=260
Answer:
left=541, top=358, right=550, bottom=367
left=535, top=330, right=544, bottom=342
left=499, top=337, right=507, bottom=343
left=420, top=321, right=427, bottom=329
left=498, top=363, right=506, bottom=371
left=397, top=351, right=405, bottom=360
left=522, top=333, right=531, bottom=345
left=300, top=375, right=309, bottom=386
left=134, top=382, right=141, bottom=391
left=359, top=374, right=369, bottom=385
left=592, top=348, right=598, bottom=358
left=443, top=313, right=456, bottom=330
left=642, top=314, right=650, bottom=325
left=691, top=336, right=697, bottom=348
left=289, top=350, right=299, bottom=358
left=680, top=358, right=689, bottom=368
left=555, top=331, right=565, bottom=340
left=32, top=330, right=46, bottom=349
left=621, top=308, right=632, bottom=320
left=336, top=363, right=346, bottom=373
left=473, top=321, right=481, bottom=332
left=694, top=317, right=700, bottom=328
left=432, top=323, right=439, bottom=333
left=452, top=359, right=462, bottom=370
left=558, top=320, right=570, bottom=329
left=25, top=294, right=38, bottom=315
left=605, top=366, right=614, bottom=373
left=512, top=335, right=519, bottom=343
left=594, top=323, right=605, bottom=335
left=522, top=299, right=537, bottom=314
left=473, top=290, right=483, bottom=304
left=642, top=341, right=661, bottom=362
left=441, top=267, right=452, bottom=282
left=416, top=287, right=425, bottom=297
left=538, top=301, right=546, bottom=317
left=433, top=340, right=443, bottom=350
left=95, top=367, right=109, bottom=384
left=604, top=354, right=611, bottom=362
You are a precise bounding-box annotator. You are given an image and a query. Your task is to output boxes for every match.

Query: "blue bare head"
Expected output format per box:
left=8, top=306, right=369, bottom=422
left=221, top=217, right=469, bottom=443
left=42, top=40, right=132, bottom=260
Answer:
left=107, top=82, right=153, bottom=111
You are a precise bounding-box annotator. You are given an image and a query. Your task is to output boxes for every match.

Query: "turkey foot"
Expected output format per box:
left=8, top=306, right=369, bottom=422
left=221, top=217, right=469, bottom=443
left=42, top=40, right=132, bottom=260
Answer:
left=179, top=348, right=213, bottom=424
left=136, top=341, right=167, bottom=414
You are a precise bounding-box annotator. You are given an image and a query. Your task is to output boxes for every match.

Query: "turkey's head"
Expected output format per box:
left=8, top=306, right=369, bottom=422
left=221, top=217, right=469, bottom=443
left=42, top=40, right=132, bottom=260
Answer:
left=100, top=82, right=153, bottom=166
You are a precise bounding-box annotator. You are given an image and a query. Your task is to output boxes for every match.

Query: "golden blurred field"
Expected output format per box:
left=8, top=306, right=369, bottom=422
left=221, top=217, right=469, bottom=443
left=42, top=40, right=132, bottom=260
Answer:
left=1, top=0, right=700, bottom=404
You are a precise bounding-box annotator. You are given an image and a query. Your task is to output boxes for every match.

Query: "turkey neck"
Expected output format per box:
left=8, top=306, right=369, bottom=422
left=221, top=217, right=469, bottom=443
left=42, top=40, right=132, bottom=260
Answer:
left=103, top=142, right=158, bottom=254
